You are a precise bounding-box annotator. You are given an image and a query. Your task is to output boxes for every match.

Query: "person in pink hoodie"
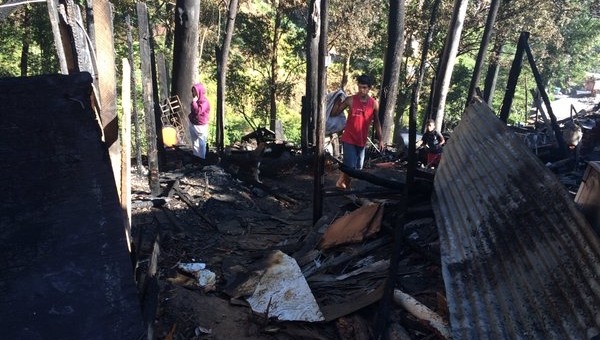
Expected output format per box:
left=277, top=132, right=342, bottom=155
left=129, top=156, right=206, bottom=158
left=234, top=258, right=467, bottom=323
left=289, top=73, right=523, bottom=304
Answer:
left=189, top=83, right=210, bottom=159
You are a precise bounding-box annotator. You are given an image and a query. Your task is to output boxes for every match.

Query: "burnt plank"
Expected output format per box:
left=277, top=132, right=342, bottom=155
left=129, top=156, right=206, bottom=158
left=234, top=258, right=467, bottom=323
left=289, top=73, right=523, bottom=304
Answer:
left=0, top=73, right=144, bottom=339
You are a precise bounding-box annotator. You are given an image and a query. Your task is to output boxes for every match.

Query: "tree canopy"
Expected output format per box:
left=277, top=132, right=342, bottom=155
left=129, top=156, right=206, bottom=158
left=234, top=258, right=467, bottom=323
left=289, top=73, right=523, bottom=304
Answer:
left=1, top=0, right=599, bottom=142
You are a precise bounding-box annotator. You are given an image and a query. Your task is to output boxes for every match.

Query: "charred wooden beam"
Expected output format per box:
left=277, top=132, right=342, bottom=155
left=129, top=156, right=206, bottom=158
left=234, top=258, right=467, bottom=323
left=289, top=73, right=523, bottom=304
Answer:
left=339, top=163, right=405, bottom=190
left=171, top=180, right=217, bottom=230
left=137, top=3, right=161, bottom=195
left=524, top=42, right=568, bottom=157
left=499, top=32, right=528, bottom=123
left=312, top=0, right=329, bottom=225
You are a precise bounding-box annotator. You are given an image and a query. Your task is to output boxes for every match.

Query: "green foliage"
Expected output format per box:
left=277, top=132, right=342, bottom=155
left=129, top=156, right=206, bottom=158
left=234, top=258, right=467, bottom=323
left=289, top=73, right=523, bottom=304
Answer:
left=542, top=3, right=600, bottom=89
left=327, top=0, right=386, bottom=89
left=226, top=52, right=270, bottom=123
left=444, top=57, right=472, bottom=130
left=488, top=53, right=537, bottom=126
left=2, top=0, right=600, bottom=147
left=0, top=4, right=57, bottom=77
left=221, top=1, right=305, bottom=142
left=0, top=21, right=22, bottom=77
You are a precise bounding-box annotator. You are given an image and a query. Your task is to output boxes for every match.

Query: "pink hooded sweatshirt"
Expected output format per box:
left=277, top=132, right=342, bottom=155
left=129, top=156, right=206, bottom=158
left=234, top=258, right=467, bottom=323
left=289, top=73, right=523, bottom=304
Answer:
left=189, top=83, right=210, bottom=126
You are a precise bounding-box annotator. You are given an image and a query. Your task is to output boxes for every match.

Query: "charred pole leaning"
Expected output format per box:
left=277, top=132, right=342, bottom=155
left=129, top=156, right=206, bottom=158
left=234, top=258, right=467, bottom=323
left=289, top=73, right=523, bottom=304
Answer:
left=524, top=42, right=568, bottom=158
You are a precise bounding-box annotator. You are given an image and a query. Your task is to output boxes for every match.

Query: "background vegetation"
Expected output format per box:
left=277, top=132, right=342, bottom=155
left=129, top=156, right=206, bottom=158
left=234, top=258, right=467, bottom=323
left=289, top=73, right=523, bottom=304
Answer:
left=1, top=0, right=600, bottom=145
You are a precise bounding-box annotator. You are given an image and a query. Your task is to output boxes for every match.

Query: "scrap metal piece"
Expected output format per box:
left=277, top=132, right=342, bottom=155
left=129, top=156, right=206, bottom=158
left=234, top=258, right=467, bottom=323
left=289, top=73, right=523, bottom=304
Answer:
left=246, top=250, right=324, bottom=322
left=319, top=202, right=383, bottom=249
left=433, top=100, right=600, bottom=339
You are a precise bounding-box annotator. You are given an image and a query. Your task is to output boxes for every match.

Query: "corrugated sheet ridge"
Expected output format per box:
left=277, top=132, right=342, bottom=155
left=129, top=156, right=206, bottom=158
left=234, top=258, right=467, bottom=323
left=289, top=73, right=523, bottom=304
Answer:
left=433, top=100, right=600, bottom=339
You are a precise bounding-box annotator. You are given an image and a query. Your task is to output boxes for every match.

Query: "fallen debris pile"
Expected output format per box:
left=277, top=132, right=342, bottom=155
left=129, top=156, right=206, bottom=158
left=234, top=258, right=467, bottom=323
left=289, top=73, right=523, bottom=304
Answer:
left=132, top=154, right=447, bottom=339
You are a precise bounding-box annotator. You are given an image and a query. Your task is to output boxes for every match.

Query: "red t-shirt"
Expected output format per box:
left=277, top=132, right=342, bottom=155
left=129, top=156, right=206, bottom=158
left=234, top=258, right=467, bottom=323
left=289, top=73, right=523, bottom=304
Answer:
left=340, top=95, right=375, bottom=147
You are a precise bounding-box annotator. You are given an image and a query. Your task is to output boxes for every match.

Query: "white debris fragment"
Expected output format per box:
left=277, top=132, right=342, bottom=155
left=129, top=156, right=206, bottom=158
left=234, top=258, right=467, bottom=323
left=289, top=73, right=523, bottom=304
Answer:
left=246, top=250, right=324, bottom=322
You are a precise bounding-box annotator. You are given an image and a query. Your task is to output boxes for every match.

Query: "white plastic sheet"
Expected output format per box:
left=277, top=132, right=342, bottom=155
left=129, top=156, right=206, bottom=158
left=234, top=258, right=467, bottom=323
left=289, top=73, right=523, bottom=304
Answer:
left=246, top=251, right=324, bottom=322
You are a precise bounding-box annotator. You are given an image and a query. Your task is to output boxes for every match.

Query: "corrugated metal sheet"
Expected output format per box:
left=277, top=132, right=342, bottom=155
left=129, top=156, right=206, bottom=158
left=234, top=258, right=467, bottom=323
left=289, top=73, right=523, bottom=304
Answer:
left=433, top=100, right=600, bottom=339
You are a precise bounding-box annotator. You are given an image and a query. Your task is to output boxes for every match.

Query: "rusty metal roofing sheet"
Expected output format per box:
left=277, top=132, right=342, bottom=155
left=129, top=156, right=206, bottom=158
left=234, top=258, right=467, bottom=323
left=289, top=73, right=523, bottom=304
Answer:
left=433, top=100, right=600, bottom=339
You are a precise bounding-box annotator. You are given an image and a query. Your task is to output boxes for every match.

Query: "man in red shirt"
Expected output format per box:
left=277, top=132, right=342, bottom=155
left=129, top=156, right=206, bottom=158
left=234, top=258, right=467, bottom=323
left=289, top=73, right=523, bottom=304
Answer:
left=331, top=74, right=384, bottom=190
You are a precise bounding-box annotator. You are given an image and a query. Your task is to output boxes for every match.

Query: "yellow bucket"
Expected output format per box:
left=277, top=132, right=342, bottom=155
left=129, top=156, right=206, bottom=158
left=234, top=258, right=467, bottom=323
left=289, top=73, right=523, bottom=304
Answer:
left=162, top=126, right=178, bottom=147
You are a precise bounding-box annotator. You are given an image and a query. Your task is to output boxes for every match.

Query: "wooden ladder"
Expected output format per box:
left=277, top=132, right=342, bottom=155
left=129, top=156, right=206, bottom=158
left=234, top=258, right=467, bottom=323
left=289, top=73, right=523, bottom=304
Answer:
left=160, top=95, right=188, bottom=145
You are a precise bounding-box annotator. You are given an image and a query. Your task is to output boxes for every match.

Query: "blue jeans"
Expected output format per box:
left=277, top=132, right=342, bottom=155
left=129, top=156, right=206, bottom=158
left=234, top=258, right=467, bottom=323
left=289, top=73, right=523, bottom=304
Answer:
left=342, top=143, right=366, bottom=170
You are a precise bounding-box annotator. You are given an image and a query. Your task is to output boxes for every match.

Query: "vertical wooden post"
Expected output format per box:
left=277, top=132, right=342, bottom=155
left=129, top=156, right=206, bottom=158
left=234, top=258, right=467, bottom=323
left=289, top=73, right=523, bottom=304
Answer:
left=304, top=0, right=320, bottom=153
left=126, top=14, right=143, bottom=175
left=60, top=0, right=94, bottom=75
left=150, top=36, right=166, bottom=165
left=121, top=58, right=133, bottom=252
left=46, top=0, right=69, bottom=74
left=93, top=0, right=121, bottom=192
left=313, top=0, right=327, bottom=225
left=137, top=2, right=160, bottom=196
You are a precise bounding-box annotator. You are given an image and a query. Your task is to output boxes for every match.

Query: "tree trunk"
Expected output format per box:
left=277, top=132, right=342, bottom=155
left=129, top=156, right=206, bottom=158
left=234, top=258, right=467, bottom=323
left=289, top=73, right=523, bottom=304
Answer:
left=483, top=42, right=503, bottom=106
left=20, top=6, right=30, bottom=77
left=430, top=0, right=469, bottom=131
left=165, top=3, right=175, bottom=50
left=378, top=0, right=406, bottom=145
left=407, top=0, right=442, bottom=188
left=391, top=54, right=410, bottom=145
left=199, top=27, right=208, bottom=68
left=467, top=0, right=500, bottom=104
left=392, top=90, right=411, bottom=145
left=171, top=0, right=201, bottom=141
left=269, top=10, right=282, bottom=131
left=216, top=0, right=239, bottom=151
left=341, top=52, right=351, bottom=90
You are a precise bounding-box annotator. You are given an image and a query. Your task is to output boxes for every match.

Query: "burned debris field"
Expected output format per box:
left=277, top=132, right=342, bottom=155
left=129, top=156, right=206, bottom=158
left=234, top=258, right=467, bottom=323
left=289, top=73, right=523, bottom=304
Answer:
left=132, top=151, right=446, bottom=339
left=130, top=101, right=600, bottom=339
left=3, top=75, right=600, bottom=340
